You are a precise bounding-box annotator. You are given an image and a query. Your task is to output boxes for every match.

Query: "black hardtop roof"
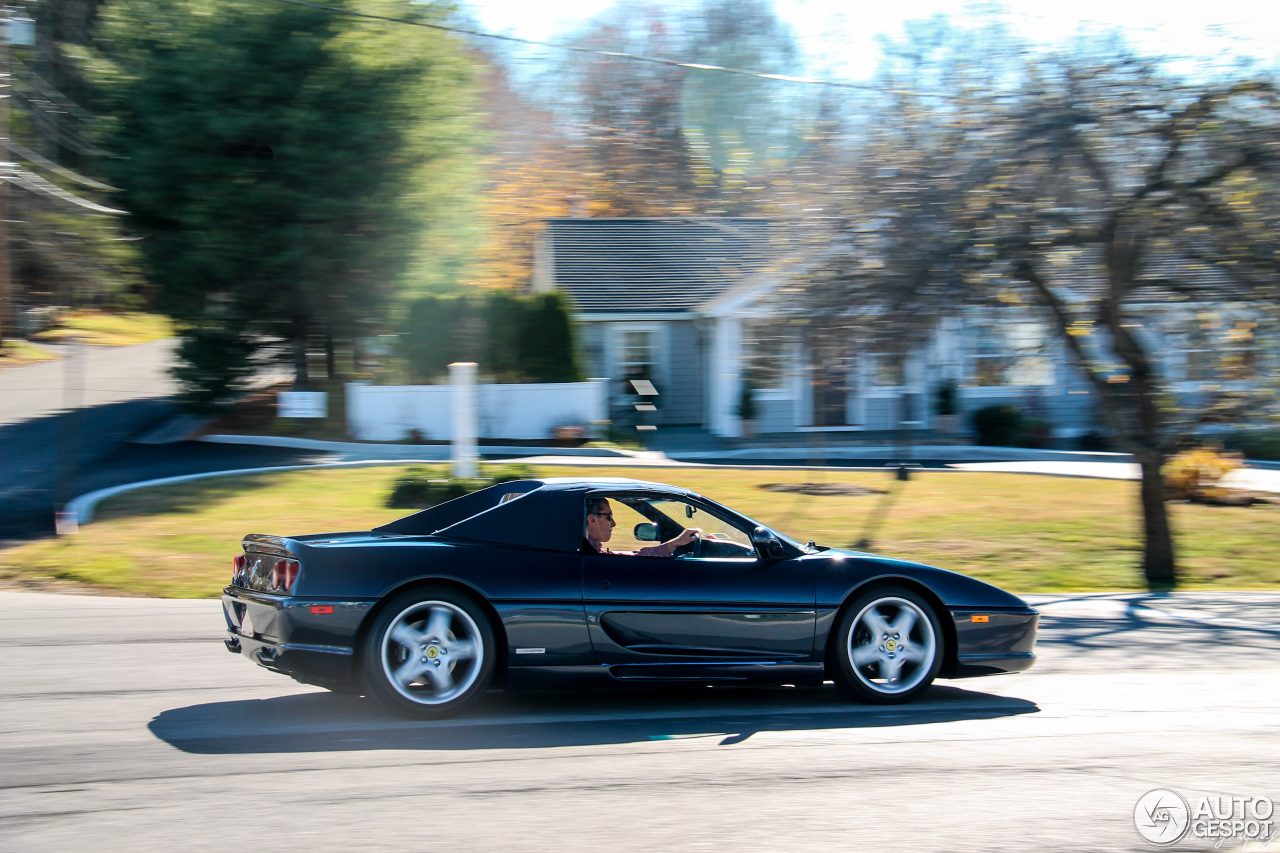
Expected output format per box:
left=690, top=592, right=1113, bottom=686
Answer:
left=372, top=478, right=699, bottom=550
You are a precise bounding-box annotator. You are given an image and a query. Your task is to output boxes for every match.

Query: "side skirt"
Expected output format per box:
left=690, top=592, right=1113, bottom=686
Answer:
left=504, top=662, right=826, bottom=692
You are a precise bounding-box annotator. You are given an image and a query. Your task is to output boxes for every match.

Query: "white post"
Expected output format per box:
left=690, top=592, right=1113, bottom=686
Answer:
left=450, top=362, right=478, bottom=479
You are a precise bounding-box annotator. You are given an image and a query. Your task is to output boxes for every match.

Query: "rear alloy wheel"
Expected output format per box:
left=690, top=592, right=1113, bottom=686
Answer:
left=362, top=587, right=496, bottom=719
left=831, top=586, right=943, bottom=704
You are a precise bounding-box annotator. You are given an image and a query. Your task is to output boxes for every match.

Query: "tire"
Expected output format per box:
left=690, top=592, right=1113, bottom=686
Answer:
left=361, top=586, right=497, bottom=720
left=830, top=585, right=943, bottom=704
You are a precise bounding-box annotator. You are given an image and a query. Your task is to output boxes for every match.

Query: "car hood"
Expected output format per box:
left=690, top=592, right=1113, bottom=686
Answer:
left=808, top=548, right=1033, bottom=610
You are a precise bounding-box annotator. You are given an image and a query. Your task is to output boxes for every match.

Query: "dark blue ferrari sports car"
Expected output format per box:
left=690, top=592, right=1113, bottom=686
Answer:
left=223, top=477, right=1037, bottom=718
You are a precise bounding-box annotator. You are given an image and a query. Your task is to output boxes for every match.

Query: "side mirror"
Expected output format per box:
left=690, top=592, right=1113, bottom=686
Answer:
left=752, top=526, right=785, bottom=559
left=634, top=522, right=660, bottom=542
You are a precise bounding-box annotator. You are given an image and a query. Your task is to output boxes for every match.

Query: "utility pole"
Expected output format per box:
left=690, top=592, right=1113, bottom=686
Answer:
left=0, top=7, right=32, bottom=349
left=1, top=6, right=11, bottom=349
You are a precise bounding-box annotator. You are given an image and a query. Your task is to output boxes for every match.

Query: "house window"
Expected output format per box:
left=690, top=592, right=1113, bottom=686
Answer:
left=812, top=364, right=850, bottom=426
left=619, top=329, right=658, bottom=385
left=966, top=317, right=1052, bottom=387
left=743, top=321, right=787, bottom=391
left=1185, top=315, right=1257, bottom=382
left=870, top=355, right=906, bottom=387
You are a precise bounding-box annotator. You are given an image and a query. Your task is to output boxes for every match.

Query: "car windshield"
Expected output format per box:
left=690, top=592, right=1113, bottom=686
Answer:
left=643, top=498, right=753, bottom=551
left=680, top=494, right=815, bottom=554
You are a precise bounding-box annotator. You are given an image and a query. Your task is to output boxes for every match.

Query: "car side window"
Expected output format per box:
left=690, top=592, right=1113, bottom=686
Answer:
left=593, top=499, right=653, bottom=553
left=647, top=499, right=757, bottom=560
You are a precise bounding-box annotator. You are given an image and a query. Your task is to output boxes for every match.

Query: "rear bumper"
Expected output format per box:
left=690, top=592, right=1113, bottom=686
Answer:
left=222, top=587, right=374, bottom=688
left=946, top=606, right=1038, bottom=678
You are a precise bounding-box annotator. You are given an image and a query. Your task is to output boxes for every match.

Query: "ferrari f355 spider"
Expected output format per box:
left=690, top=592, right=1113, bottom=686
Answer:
left=223, top=477, right=1037, bottom=718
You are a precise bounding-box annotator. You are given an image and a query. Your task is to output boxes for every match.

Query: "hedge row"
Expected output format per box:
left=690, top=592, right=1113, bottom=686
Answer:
left=400, top=291, right=580, bottom=384
left=387, top=464, right=540, bottom=509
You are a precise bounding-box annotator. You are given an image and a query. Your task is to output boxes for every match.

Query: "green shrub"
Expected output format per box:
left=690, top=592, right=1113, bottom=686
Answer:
left=1077, top=430, right=1113, bottom=452
left=972, top=404, right=1024, bottom=447
left=519, top=291, right=581, bottom=383
left=401, top=290, right=580, bottom=384
left=1019, top=417, right=1053, bottom=449
left=386, top=464, right=540, bottom=509
left=1222, top=429, right=1280, bottom=462
left=172, top=327, right=258, bottom=412
left=482, top=463, right=540, bottom=485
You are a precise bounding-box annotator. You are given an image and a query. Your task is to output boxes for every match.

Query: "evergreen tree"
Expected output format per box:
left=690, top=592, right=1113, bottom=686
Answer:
left=88, top=0, right=482, bottom=400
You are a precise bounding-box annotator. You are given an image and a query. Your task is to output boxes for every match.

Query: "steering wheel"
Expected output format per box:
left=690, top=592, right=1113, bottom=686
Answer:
left=675, top=531, right=702, bottom=559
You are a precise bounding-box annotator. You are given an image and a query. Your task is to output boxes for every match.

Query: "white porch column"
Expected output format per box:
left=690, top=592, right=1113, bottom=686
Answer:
left=450, top=362, right=478, bottom=479
left=708, top=317, right=743, bottom=438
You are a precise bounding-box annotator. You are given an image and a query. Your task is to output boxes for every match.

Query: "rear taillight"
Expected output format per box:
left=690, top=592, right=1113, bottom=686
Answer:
left=232, top=554, right=247, bottom=585
left=269, top=559, right=300, bottom=594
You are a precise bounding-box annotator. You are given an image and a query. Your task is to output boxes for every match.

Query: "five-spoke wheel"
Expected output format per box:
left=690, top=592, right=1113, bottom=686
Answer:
left=831, top=586, right=943, bottom=704
left=362, top=587, right=495, bottom=719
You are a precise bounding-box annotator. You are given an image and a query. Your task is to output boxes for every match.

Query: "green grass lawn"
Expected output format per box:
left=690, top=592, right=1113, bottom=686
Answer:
left=32, top=310, right=173, bottom=346
left=0, top=338, right=58, bottom=368
left=1, top=465, right=1275, bottom=598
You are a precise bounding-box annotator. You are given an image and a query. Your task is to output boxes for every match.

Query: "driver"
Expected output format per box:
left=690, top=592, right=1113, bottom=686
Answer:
left=585, top=498, right=701, bottom=556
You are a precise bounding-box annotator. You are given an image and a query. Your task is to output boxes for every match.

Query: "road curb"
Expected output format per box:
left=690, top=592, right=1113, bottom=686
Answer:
left=199, top=433, right=645, bottom=458
left=65, top=460, right=424, bottom=525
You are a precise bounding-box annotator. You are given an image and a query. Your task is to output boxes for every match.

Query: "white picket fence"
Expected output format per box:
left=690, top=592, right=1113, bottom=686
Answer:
left=345, top=380, right=607, bottom=442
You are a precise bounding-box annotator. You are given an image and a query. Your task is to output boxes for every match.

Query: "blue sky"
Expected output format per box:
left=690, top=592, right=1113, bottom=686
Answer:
left=463, top=0, right=1280, bottom=80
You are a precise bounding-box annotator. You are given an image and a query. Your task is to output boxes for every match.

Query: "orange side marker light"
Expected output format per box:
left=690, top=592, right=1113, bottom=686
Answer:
left=971, top=614, right=990, bottom=623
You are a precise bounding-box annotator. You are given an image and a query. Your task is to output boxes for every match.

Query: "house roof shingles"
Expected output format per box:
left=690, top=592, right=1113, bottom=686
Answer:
left=545, top=217, right=776, bottom=314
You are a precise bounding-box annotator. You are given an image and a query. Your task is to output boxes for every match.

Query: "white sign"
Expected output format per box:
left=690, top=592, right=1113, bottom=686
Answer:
left=278, top=391, right=328, bottom=419
left=3, top=16, right=35, bottom=46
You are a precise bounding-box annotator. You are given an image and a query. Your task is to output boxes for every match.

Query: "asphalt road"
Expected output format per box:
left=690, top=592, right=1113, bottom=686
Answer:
left=0, top=413, right=329, bottom=539
left=2, top=591, right=1278, bottom=852
left=0, top=340, right=320, bottom=540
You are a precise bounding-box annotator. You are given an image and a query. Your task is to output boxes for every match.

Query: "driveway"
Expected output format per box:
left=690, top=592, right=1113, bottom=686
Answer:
left=0, top=340, right=319, bottom=540
left=0, top=339, right=178, bottom=427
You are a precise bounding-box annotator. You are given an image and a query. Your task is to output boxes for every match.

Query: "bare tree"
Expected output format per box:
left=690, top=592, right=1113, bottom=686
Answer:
left=803, top=26, right=1280, bottom=587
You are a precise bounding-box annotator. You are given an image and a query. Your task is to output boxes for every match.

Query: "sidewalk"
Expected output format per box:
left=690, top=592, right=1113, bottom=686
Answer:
left=62, top=433, right=1280, bottom=527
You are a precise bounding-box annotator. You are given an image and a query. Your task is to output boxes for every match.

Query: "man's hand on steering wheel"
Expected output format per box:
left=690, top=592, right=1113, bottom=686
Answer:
left=670, top=527, right=703, bottom=557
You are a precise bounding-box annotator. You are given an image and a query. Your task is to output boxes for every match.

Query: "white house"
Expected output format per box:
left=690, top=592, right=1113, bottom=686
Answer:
left=533, top=217, right=782, bottom=437
left=535, top=217, right=1275, bottom=441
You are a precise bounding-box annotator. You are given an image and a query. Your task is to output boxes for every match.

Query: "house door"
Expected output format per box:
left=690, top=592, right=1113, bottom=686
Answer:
left=812, top=363, right=849, bottom=426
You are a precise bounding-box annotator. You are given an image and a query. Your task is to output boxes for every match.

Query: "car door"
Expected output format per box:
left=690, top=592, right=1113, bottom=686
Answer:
left=582, top=495, right=816, bottom=662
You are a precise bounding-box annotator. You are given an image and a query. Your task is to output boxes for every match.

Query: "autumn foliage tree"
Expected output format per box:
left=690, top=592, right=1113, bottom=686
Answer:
left=461, top=0, right=819, bottom=293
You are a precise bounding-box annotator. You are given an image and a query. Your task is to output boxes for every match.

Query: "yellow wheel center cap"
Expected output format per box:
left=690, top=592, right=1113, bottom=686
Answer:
left=885, top=639, right=898, bottom=652
left=426, top=646, right=439, bottom=659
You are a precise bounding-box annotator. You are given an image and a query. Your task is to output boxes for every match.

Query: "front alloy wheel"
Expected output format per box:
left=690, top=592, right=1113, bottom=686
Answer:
left=832, top=586, right=943, bottom=704
left=362, top=588, right=495, bottom=719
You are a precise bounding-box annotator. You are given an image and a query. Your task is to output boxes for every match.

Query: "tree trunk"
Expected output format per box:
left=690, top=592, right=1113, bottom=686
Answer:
left=1018, top=256, right=1180, bottom=589
left=293, top=325, right=309, bottom=390
left=1135, top=448, right=1177, bottom=589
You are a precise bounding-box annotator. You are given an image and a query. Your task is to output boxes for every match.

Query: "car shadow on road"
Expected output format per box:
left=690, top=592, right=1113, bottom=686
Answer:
left=149, top=682, right=1039, bottom=754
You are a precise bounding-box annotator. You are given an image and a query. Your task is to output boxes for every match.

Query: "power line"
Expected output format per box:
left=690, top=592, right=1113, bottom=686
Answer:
left=2, top=139, right=117, bottom=191
left=10, top=58, right=96, bottom=125
left=268, top=0, right=900, bottom=93
left=1, top=164, right=125, bottom=214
